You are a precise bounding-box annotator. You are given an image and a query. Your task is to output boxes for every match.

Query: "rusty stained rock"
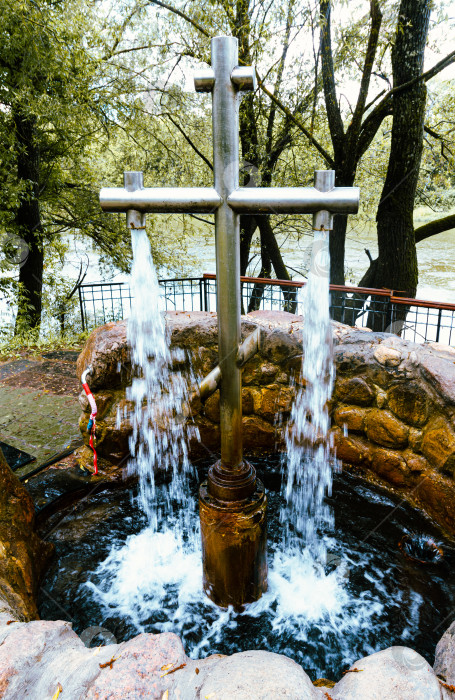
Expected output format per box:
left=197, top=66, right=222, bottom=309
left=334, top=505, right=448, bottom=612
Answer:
left=256, top=384, right=295, bottom=424
left=421, top=417, right=455, bottom=474
left=334, top=376, right=375, bottom=406
left=333, top=405, right=369, bottom=433
left=331, top=428, right=373, bottom=467
left=387, top=380, right=430, bottom=427
left=365, top=409, right=409, bottom=449
left=0, top=448, right=53, bottom=621
left=242, top=359, right=279, bottom=386
left=370, top=448, right=409, bottom=488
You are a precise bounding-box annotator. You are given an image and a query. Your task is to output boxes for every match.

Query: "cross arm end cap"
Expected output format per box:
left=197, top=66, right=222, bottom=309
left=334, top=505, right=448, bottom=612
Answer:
left=231, top=66, right=257, bottom=91
left=194, top=69, right=216, bottom=92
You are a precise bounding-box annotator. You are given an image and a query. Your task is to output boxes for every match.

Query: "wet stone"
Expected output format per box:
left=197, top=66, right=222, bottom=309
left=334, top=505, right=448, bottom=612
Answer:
left=365, top=409, right=409, bottom=449
left=331, top=428, right=372, bottom=466
left=333, top=405, right=368, bottom=433
left=387, top=381, right=430, bottom=427
left=257, top=384, right=295, bottom=423
left=371, top=448, right=409, bottom=487
left=335, top=377, right=374, bottom=406
left=421, top=418, right=455, bottom=474
left=260, top=329, right=302, bottom=363
left=203, top=393, right=220, bottom=423
left=408, top=427, right=423, bottom=453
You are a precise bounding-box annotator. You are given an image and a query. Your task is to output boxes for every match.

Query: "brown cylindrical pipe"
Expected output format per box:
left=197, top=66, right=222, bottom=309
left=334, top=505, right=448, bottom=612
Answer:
left=199, top=475, right=267, bottom=610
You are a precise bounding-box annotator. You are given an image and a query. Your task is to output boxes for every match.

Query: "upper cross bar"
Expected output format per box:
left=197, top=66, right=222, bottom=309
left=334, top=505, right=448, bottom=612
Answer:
left=99, top=183, right=358, bottom=218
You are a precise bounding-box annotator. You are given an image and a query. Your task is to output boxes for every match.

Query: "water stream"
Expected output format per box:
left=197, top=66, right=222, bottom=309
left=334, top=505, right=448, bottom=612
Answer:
left=120, top=227, right=198, bottom=528
left=283, top=229, right=337, bottom=561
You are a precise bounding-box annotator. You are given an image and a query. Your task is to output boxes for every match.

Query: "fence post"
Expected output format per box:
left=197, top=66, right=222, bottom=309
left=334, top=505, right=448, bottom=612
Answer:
left=203, top=276, right=209, bottom=312
left=199, top=278, right=204, bottom=312
left=436, top=308, right=443, bottom=343
left=78, top=285, right=86, bottom=332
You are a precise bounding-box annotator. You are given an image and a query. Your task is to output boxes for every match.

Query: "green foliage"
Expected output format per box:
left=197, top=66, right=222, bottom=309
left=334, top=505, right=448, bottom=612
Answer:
left=0, top=326, right=87, bottom=361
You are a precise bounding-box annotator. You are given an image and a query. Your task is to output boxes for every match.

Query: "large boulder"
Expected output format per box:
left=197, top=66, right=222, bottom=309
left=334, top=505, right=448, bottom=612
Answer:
left=331, top=647, right=443, bottom=699
left=434, top=619, right=455, bottom=687
left=181, top=650, right=321, bottom=700
left=0, top=447, right=53, bottom=621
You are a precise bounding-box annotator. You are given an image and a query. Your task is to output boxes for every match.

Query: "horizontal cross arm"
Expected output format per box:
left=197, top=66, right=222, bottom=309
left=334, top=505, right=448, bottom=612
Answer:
left=227, top=187, right=360, bottom=215
left=100, top=187, right=222, bottom=214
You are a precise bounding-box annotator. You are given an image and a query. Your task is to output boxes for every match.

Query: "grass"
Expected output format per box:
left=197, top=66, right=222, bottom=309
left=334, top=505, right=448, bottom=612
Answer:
left=0, top=328, right=88, bottom=362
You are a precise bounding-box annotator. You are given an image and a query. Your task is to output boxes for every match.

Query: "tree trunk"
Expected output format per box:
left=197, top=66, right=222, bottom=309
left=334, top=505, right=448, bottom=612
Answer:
left=367, top=0, right=430, bottom=332
left=247, top=230, right=271, bottom=312
left=13, top=107, right=44, bottom=332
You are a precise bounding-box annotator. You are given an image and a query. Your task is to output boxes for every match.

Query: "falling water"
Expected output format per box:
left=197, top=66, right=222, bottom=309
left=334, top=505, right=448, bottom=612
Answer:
left=120, top=228, right=197, bottom=529
left=283, top=229, right=338, bottom=559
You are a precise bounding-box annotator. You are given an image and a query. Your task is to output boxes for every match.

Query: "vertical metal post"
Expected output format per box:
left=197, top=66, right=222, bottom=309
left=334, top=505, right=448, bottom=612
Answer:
left=124, top=171, right=146, bottom=231
left=313, top=170, right=335, bottom=230
left=199, top=36, right=267, bottom=609
left=204, top=36, right=257, bottom=502
left=212, top=36, right=242, bottom=469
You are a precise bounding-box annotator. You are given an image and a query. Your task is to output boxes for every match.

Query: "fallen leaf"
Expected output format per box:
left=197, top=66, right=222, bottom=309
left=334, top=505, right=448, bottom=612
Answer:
left=51, top=683, right=63, bottom=700
left=161, top=663, right=174, bottom=671
left=161, top=691, right=169, bottom=700
left=439, top=680, right=455, bottom=692
left=160, top=663, right=186, bottom=677
left=195, top=667, right=200, bottom=675
left=342, top=667, right=363, bottom=675
left=6, top=620, right=17, bottom=625
left=99, top=655, right=120, bottom=670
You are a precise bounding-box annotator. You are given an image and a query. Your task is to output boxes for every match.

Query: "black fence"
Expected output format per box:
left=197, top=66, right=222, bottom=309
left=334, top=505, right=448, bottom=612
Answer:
left=78, top=274, right=455, bottom=347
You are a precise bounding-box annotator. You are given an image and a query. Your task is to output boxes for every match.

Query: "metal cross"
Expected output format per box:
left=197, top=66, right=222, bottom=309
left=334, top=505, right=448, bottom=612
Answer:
left=100, top=35, right=359, bottom=481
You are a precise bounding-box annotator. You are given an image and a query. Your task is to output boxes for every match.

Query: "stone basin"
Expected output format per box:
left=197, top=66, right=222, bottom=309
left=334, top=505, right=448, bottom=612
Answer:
left=1, top=311, right=455, bottom=698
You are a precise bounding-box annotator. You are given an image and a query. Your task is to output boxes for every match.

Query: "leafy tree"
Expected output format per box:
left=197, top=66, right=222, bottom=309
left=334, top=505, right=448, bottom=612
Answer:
left=0, top=0, right=140, bottom=331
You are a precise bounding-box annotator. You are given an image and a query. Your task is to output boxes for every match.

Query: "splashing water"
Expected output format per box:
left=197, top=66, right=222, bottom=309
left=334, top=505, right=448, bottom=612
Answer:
left=83, top=228, right=426, bottom=676
left=283, top=229, right=338, bottom=559
left=121, top=228, right=198, bottom=530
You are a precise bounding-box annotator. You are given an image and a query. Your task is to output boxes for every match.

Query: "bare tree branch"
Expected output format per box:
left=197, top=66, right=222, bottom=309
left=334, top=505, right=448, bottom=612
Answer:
left=147, top=0, right=211, bottom=38
left=257, top=72, right=334, bottom=167
left=165, top=114, right=213, bottom=170
left=415, top=214, right=455, bottom=243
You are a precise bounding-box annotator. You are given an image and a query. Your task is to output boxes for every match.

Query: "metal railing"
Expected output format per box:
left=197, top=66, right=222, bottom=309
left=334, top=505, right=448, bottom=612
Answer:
left=78, top=274, right=455, bottom=347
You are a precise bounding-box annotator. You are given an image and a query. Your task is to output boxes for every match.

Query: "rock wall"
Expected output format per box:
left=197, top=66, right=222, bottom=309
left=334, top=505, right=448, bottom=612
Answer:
left=76, top=311, right=455, bottom=537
